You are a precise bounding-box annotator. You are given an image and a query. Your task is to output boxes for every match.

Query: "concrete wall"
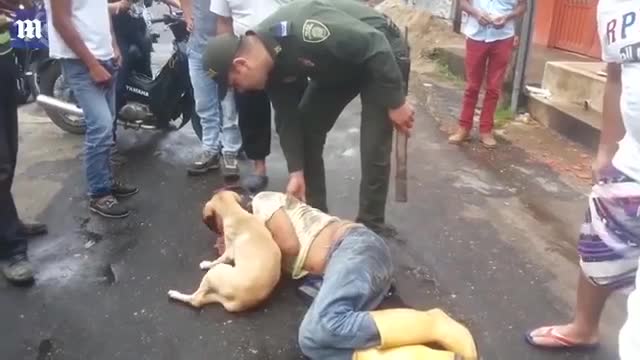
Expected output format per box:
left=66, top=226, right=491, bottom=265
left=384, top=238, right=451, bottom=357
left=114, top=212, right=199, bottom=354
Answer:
left=407, top=0, right=454, bottom=19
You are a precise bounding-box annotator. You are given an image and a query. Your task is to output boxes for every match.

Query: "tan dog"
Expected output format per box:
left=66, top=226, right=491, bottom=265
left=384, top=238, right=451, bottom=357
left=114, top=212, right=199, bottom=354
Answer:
left=168, top=190, right=282, bottom=312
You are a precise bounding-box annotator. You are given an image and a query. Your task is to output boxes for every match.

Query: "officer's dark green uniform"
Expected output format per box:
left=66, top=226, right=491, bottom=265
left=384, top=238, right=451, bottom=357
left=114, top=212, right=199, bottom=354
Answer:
left=204, top=0, right=409, bottom=230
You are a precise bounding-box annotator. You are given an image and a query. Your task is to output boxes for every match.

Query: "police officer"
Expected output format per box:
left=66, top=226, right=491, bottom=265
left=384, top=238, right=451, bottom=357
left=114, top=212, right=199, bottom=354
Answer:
left=1, top=1, right=48, bottom=285
left=203, top=0, right=414, bottom=234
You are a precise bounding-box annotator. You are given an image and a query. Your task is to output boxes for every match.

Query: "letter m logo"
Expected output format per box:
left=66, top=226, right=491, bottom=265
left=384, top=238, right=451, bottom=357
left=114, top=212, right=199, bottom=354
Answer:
left=16, top=19, right=42, bottom=40
left=10, top=8, right=48, bottom=49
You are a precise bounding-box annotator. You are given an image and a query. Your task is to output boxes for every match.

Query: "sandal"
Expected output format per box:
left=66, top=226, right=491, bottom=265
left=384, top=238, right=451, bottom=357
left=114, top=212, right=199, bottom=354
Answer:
left=525, top=326, right=599, bottom=351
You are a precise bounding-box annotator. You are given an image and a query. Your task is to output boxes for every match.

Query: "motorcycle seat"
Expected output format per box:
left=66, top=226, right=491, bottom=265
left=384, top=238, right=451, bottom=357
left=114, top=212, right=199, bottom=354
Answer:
left=128, top=73, right=154, bottom=92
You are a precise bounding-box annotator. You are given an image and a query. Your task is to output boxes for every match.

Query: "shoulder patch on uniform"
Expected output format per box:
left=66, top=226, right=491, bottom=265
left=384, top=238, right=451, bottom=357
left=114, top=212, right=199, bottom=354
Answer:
left=268, top=21, right=291, bottom=38
left=275, top=21, right=290, bottom=37
left=302, top=19, right=331, bottom=43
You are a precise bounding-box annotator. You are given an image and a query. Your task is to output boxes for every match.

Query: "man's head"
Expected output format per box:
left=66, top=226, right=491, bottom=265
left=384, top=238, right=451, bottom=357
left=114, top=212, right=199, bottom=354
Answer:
left=202, top=185, right=253, bottom=235
left=202, top=33, right=273, bottom=96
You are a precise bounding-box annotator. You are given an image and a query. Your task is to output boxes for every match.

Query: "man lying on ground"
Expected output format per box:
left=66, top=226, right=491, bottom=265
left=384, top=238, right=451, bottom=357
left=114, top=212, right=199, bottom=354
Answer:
left=206, top=188, right=478, bottom=360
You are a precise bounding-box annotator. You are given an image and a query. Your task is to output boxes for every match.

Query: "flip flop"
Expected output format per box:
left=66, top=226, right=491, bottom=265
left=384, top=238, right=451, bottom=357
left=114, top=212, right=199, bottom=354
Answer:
left=525, top=326, right=599, bottom=351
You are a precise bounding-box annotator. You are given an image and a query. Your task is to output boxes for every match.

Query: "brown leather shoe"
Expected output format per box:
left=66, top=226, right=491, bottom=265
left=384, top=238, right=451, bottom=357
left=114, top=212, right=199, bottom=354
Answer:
left=448, top=127, right=471, bottom=144
left=480, top=132, right=497, bottom=148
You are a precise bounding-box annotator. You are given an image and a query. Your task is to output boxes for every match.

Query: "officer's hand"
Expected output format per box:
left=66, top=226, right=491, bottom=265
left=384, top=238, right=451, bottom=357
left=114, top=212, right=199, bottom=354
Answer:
left=286, top=171, right=306, bottom=203
left=388, top=102, right=415, bottom=136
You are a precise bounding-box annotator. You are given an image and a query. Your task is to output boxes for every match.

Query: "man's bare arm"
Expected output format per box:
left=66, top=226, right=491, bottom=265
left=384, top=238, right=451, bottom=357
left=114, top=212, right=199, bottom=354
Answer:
left=51, top=0, right=100, bottom=70
left=506, top=0, right=527, bottom=22
left=180, top=0, right=193, bottom=31
left=595, top=63, right=625, bottom=170
left=161, top=0, right=181, bottom=8
left=216, top=14, right=233, bottom=35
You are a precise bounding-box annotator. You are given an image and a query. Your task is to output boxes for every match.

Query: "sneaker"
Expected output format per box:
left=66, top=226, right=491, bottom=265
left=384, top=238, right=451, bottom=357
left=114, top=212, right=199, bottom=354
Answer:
left=241, top=174, right=269, bottom=193
left=89, top=195, right=130, bottom=219
left=112, top=181, right=139, bottom=198
left=480, top=132, right=497, bottom=148
left=448, top=127, right=471, bottom=144
left=2, top=254, right=34, bottom=284
left=221, top=152, right=240, bottom=180
left=17, top=221, right=48, bottom=238
left=187, top=151, right=220, bottom=176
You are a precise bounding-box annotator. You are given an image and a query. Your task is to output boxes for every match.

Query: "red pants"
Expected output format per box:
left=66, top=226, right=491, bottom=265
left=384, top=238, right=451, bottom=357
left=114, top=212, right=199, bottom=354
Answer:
left=459, top=37, right=514, bottom=133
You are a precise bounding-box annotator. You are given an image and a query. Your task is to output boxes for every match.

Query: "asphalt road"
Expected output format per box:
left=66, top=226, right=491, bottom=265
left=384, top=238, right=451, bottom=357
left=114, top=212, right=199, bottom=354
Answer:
left=0, top=8, right=624, bottom=360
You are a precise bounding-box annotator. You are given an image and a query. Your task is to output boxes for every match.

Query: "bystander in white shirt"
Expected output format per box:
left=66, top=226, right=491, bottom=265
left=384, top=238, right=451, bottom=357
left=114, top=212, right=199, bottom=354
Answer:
left=597, top=0, right=640, bottom=183
left=44, top=0, right=114, bottom=60
left=596, top=0, right=640, bottom=358
left=209, top=0, right=289, bottom=36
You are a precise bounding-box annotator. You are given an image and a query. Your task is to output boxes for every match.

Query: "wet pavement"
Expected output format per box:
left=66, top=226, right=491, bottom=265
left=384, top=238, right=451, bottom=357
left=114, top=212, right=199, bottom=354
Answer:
left=0, top=10, right=624, bottom=360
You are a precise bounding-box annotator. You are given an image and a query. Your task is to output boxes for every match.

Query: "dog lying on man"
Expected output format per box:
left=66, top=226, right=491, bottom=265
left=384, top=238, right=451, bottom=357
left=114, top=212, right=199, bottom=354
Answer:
left=168, top=189, right=282, bottom=312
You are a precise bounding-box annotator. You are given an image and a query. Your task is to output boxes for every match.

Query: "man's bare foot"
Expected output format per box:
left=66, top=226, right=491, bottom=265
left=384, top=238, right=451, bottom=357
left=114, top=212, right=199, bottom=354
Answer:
left=448, top=127, right=471, bottom=144
left=525, top=324, right=599, bottom=350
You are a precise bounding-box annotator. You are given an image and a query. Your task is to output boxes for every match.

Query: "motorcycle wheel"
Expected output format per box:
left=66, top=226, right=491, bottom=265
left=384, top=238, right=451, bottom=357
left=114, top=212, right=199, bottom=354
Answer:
left=39, top=61, right=87, bottom=135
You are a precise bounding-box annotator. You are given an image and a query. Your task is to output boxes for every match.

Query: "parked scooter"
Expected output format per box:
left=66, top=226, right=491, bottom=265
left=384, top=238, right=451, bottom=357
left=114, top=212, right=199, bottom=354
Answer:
left=36, top=8, right=201, bottom=136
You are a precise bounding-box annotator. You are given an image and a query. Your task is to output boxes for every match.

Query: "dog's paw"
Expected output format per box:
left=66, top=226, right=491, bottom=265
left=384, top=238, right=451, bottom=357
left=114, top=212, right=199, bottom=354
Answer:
left=199, top=260, right=214, bottom=270
left=168, top=290, right=179, bottom=299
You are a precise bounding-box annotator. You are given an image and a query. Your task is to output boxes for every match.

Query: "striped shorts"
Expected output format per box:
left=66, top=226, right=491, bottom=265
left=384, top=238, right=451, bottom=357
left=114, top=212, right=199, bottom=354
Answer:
left=578, top=167, right=640, bottom=289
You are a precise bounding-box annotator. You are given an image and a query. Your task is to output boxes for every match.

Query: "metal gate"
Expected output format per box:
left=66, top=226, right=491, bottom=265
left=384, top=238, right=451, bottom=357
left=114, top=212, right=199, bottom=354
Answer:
left=549, top=0, right=601, bottom=58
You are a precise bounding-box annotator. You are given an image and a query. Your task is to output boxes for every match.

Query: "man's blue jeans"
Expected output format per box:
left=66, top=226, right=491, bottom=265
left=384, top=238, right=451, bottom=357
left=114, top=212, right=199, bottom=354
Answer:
left=298, top=226, right=393, bottom=359
left=187, top=52, right=241, bottom=155
left=61, top=59, right=117, bottom=198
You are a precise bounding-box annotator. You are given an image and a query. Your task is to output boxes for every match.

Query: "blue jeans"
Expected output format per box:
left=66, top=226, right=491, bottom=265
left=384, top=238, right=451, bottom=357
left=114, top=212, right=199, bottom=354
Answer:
left=188, top=52, right=241, bottom=154
left=298, top=226, right=393, bottom=360
left=61, top=59, right=117, bottom=198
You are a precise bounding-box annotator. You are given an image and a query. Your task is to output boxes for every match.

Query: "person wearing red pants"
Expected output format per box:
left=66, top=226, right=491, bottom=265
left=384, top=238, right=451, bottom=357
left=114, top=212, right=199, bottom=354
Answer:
left=449, top=0, right=526, bottom=148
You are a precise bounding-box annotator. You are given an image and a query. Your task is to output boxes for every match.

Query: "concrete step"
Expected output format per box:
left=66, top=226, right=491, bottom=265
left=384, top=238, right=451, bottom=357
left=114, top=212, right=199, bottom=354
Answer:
left=527, top=93, right=601, bottom=149
left=541, top=61, right=606, bottom=114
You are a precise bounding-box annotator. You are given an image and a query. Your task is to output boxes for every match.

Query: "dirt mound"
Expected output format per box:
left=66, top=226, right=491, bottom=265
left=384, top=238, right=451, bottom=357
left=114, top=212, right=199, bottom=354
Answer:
left=376, top=0, right=463, bottom=73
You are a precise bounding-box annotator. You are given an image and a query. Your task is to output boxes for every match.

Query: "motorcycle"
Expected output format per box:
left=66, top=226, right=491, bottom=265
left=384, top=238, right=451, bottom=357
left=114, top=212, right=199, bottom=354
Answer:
left=36, top=8, right=201, bottom=137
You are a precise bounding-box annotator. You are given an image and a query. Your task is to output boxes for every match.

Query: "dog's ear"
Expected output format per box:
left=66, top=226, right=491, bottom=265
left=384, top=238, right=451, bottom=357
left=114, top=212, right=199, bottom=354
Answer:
left=202, top=202, right=220, bottom=233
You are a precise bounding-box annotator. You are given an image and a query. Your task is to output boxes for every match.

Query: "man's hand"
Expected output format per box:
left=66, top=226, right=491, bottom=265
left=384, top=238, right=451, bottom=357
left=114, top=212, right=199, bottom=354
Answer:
left=474, top=10, right=493, bottom=26
left=185, top=16, right=194, bottom=32
left=89, top=62, right=112, bottom=86
left=592, top=144, right=617, bottom=184
left=388, top=101, right=415, bottom=135
left=492, top=15, right=507, bottom=29
left=286, top=171, right=306, bottom=202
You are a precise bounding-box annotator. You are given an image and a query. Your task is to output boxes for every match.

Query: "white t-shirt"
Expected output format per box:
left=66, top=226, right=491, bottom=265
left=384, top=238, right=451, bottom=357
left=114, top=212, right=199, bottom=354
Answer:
left=44, top=0, right=114, bottom=60
left=597, top=0, right=640, bottom=182
left=209, top=0, right=288, bottom=37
